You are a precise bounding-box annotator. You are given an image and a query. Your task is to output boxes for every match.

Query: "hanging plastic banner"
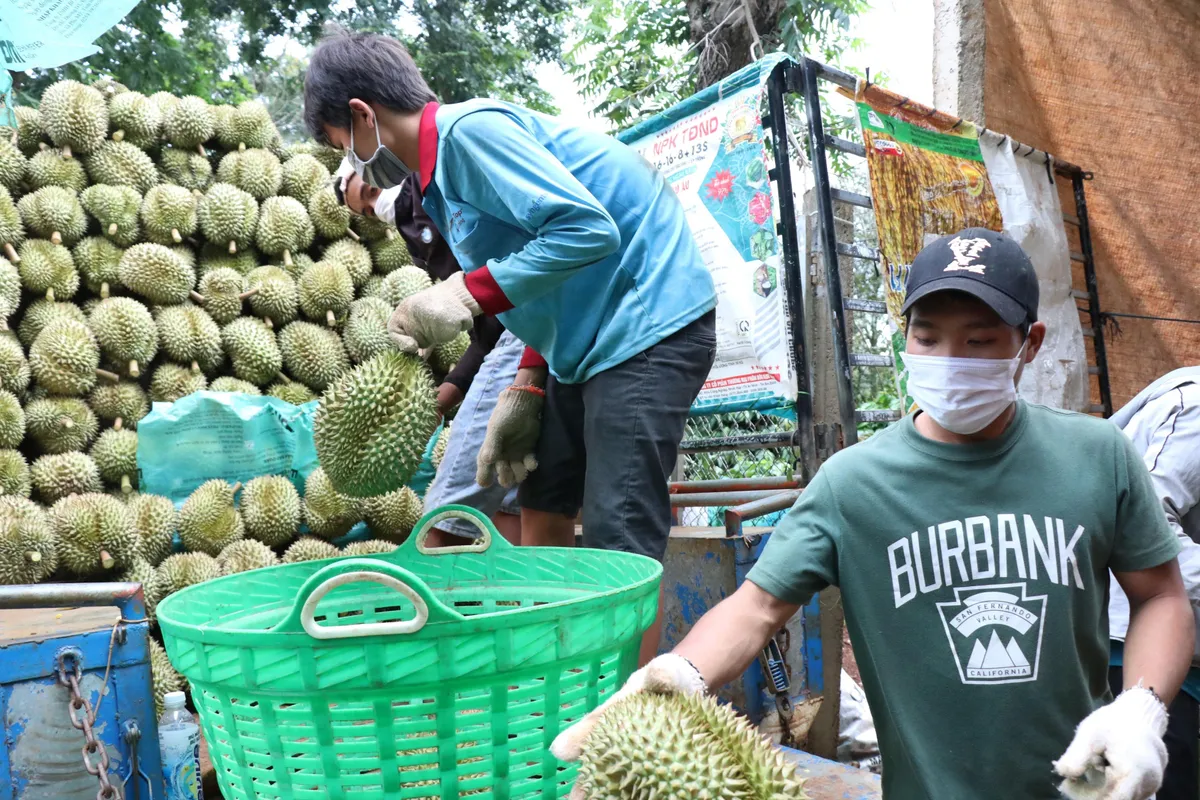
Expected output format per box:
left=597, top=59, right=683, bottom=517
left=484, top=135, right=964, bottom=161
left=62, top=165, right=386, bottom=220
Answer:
left=619, top=54, right=797, bottom=415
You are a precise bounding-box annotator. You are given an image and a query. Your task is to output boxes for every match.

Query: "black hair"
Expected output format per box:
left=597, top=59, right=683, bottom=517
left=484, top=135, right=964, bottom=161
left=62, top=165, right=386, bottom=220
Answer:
left=304, top=28, right=437, bottom=145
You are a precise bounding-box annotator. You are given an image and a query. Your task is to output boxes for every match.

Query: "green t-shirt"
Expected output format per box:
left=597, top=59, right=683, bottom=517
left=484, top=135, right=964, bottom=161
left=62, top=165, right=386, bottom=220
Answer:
left=747, top=401, right=1180, bottom=800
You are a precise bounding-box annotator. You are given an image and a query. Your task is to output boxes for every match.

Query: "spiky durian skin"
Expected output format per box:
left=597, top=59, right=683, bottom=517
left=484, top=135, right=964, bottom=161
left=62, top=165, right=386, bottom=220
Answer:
left=270, top=251, right=313, bottom=282
left=89, top=380, right=149, bottom=429
left=0, top=334, right=30, bottom=395
left=217, top=538, right=279, bottom=575
left=164, top=96, right=215, bottom=149
left=209, top=377, right=260, bottom=395
left=256, top=195, right=314, bottom=260
left=90, top=428, right=138, bottom=492
left=17, top=186, right=87, bottom=247
left=0, top=258, right=17, bottom=326
left=351, top=214, right=398, bottom=243
left=358, top=275, right=385, bottom=301
left=267, top=380, right=316, bottom=406
left=149, top=363, right=207, bottom=403
left=303, top=467, right=362, bottom=539
left=52, top=492, right=137, bottom=576
left=17, top=239, right=79, bottom=300
left=31, top=452, right=102, bottom=504
left=0, top=497, right=56, bottom=584
left=30, top=318, right=100, bottom=396
left=240, top=474, right=301, bottom=547
left=197, top=182, right=257, bottom=252
left=0, top=389, right=22, bottom=450
left=431, top=331, right=470, bottom=374
left=80, top=185, right=142, bottom=248
left=26, top=397, right=99, bottom=454
left=91, top=78, right=129, bottom=102
left=107, top=91, right=162, bottom=150
left=158, top=145, right=212, bottom=191
left=127, top=493, right=176, bottom=567
left=0, top=451, right=31, bottom=499
left=118, top=243, right=195, bottom=305
left=343, top=297, right=393, bottom=364
left=578, top=690, right=807, bottom=800
left=322, top=239, right=372, bottom=289
left=287, top=142, right=344, bottom=174
left=369, top=235, right=413, bottom=275
left=178, top=479, right=243, bottom=555
left=217, top=148, right=283, bottom=200
left=219, top=100, right=277, bottom=150
left=89, top=297, right=158, bottom=376
left=155, top=304, right=223, bottom=373
left=222, top=317, right=282, bottom=386
left=314, top=351, right=439, bottom=497
left=148, top=92, right=180, bottom=117
left=140, top=184, right=198, bottom=246
left=72, top=237, right=125, bottom=296
left=121, top=558, right=159, bottom=624
left=299, top=261, right=353, bottom=326
left=431, top=424, right=449, bottom=470
left=363, top=486, right=423, bottom=543
left=196, top=268, right=246, bottom=325
left=0, top=186, right=26, bottom=255
left=279, top=321, right=348, bottom=392
left=381, top=265, right=433, bottom=308
left=3, top=106, right=46, bottom=157
left=342, top=539, right=397, bottom=556
left=148, top=639, right=184, bottom=716
left=197, top=243, right=257, bottom=277
left=308, top=186, right=350, bottom=240
left=0, top=139, right=26, bottom=192
left=40, top=81, right=109, bottom=155
left=153, top=551, right=221, bottom=600
left=18, top=299, right=85, bottom=348
left=244, top=265, right=298, bottom=327
left=282, top=536, right=340, bottom=564
left=279, top=154, right=330, bottom=202
left=26, top=150, right=88, bottom=192
left=84, top=140, right=159, bottom=193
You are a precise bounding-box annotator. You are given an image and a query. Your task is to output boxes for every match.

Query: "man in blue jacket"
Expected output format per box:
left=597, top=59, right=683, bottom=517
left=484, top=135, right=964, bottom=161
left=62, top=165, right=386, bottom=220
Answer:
left=304, top=31, right=717, bottom=639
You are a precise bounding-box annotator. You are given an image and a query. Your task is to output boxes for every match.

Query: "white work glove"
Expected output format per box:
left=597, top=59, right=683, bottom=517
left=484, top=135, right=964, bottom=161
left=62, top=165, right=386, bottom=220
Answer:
left=476, top=385, right=544, bottom=489
left=387, top=272, right=480, bottom=353
left=373, top=183, right=403, bottom=226
left=1054, top=686, right=1168, bottom=800
left=550, top=653, right=707, bottom=763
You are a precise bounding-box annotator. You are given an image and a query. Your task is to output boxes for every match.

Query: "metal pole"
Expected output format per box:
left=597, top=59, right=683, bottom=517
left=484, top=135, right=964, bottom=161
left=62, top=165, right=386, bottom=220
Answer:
left=765, top=60, right=818, bottom=480
left=800, top=58, right=858, bottom=446
left=1072, top=173, right=1113, bottom=416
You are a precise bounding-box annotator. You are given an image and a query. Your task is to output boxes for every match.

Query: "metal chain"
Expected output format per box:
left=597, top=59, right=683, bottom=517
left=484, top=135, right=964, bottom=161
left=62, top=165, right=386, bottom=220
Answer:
left=56, top=648, right=121, bottom=800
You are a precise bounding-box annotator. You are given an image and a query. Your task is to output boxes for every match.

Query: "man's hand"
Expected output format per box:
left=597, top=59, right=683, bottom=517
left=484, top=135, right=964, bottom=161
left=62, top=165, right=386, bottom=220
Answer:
left=388, top=272, right=481, bottom=353
left=436, top=382, right=464, bottom=418
left=1054, top=686, right=1168, bottom=800
left=476, top=379, right=543, bottom=488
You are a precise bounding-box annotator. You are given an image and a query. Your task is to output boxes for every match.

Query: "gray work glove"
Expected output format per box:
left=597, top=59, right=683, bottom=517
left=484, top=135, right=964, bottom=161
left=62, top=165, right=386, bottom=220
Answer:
left=476, top=385, right=544, bottom=489
left=388, top=271, right=481, bottom=354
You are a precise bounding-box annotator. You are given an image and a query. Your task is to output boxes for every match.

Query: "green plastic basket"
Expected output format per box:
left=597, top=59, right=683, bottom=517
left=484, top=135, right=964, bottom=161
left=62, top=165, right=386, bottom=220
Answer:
left=156, top=505, right=662, bottom=800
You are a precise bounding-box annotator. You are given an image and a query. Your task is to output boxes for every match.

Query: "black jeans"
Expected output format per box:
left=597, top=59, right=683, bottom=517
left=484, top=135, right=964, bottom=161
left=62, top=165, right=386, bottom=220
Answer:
left=1108, top=666, right=1199, bottom=800
left=518, top=310, right=717, bottom=560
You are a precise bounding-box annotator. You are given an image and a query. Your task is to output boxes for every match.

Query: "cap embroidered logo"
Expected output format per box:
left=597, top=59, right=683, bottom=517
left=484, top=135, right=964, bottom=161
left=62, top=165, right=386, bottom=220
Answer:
left=944, top=236, right=992, bottom=274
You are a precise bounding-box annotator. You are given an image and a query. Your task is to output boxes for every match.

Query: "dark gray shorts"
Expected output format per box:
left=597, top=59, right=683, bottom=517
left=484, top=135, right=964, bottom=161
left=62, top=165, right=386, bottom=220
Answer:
left=518, top=310, right=716, bottom=561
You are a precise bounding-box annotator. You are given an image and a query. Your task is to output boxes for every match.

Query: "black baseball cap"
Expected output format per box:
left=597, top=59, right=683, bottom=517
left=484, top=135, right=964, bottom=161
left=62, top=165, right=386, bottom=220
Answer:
left=901, top=228, right=1039, bottom=327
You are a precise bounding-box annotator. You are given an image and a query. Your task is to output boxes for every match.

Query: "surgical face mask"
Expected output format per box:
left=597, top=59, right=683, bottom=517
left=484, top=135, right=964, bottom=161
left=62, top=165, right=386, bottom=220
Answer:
left=905, top=340, right=1028, bottom=435
left=347, top=112, right=411, bottom=190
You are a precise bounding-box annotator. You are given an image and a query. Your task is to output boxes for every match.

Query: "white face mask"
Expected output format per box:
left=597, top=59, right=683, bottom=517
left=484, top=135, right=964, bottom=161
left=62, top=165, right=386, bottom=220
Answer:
left=905, top=341, right=1028, bottom=435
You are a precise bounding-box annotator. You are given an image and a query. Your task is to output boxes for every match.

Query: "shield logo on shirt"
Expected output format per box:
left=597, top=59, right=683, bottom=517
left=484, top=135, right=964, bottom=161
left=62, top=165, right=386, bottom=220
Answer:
left=936, top=583, right=1047, bottom=685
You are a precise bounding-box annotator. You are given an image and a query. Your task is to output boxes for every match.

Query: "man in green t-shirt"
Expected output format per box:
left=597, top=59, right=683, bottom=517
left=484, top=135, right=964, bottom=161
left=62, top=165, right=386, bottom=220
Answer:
left=552, top=228, right=1194, bottom=800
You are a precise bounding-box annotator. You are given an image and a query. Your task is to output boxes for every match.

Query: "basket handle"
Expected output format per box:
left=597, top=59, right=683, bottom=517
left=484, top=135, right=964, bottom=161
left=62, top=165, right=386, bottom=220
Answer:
left=274, top=559, right=463, bottom=639
left=400, top=504, right=512, bottom=556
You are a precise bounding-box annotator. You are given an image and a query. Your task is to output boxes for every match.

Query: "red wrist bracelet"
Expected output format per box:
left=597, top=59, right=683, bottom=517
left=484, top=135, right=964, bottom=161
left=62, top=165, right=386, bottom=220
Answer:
left=508, top=384, right=546, bottom=398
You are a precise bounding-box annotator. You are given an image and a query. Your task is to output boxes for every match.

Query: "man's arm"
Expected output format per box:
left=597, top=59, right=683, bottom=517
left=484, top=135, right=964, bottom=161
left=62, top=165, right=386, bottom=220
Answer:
left=1115, top=559, right=1193, bottom=703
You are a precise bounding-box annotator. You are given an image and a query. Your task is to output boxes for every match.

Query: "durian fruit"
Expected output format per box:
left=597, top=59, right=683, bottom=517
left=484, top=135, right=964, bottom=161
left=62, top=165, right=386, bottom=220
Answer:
left=351, top=214, right=398, bottom=243
left=381, top=265, right=434, bottom=308
left=122, top=558, right=160, bottom=623
left=80, top=185, right=142, bottom=248
left=18, top=298, right=86, bottom=348
left=0, top=334, right=30, bottom=394
left=279, top=154, right=330, bottom=202
left=89, top=297, right=157, bottom=377
left=431, top=423, right=449, bottom=470
left=107, top=92, right=160, bottom=149
left=26, top=397, right=99, bottom=454
left=155, top=304, right=224, bottom=374
left=179, top=479, right=244, bottom=555
left=91, top=429, right=138, bottom=494
left=3, top=106, right=47, bottom=157
left=343, top=539, right=397, bottom=556
left=30, top=318, right=109, bottom=395
left=149, top=363, right=207, bottom=403
left=17, top=186, right=87, bottom=247
left=0, top=390, right=24, bottom=448
left=299, top=261, right=354, bottom=327
left=171, top=243, right=198, bottom=275
left=193, top=268, right=250, bottom=325
left=576, top=688, right=807, bottom=800
left=198, top=242, right=258, bottom=277
left=369, top=235, right=413, bottom=275
left=270, top=251, right=314, bottom=283
left=89, top=380, right=149, bottom=430
left=148, top=639, right=184, bottom=717
left=211, top=104, right=233, bottom=146
left=0, top=497, right=55, bottom=584
left=217, top=148, right=282, bottom=201
left=39, top=80, right=109, bottom=157
left=153, top=552, right=220, bottom=601
left=309, top=185, right=352, bottom=241
left=0, top=450, right=31, bottom=498
left=288, top=142, right=344, bottom=173
left=140, top=185, right=198, bottom=246
left=83, top=140, right=159, bottom=194
left=209, top=377, right=260, bottom=395
left=26, top=150, right=88, bottom=192
left=158, top=145, right=212, bottom=192
left=197, top=183, right=257, bottom=255
left=218, top=100, right=277, bottom=151
left=363, top=486, right=423, bottom=543
left=0, top=257, right=19, bottom=330
left=256, top=196, right=314, bottom=268
left=267, top=379, right=317, bottom=405
left=323, top=239, right=373, bottom=289
left=431, top=331, right=470, bottom=374
left=31, top=452, right=102, bottom=504
left=148, top=92, right=180, bottom=118
left=344, top=297, right=392, bottom=364
left=239, top=475, right=301, bottom=547
left=91, top=78, right=129, bottom=102
left=52, top=492, right=137, bottom=575
left=303, top=467, right=362, bottom=539
left=279, top=321, right=349, bottom=391
left=72, top=237, right=125, bottom=298
left=222, top=317, right=282, bottom=386
left=127, top=493, right=177, bottom=567
left=282, top=536, right=340, bottom=564
left=0, top=186, right=26, bottom=264
left=119, top=243, right=195, bottom=305
left=217, top=538, right=278, bottom=575
left=314, top=351, right=439, bottom=497
left=245, top=265, right=298, bottom=328
left=0, top=139, right=24, bottom=193
left=17, top=239, right=79, bottom=301
left=164, top=96, right=216, bottom=155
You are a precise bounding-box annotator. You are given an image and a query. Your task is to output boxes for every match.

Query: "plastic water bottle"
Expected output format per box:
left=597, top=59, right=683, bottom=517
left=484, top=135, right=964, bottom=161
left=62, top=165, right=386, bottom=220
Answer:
left=158, top=691, right=203, bottom=800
